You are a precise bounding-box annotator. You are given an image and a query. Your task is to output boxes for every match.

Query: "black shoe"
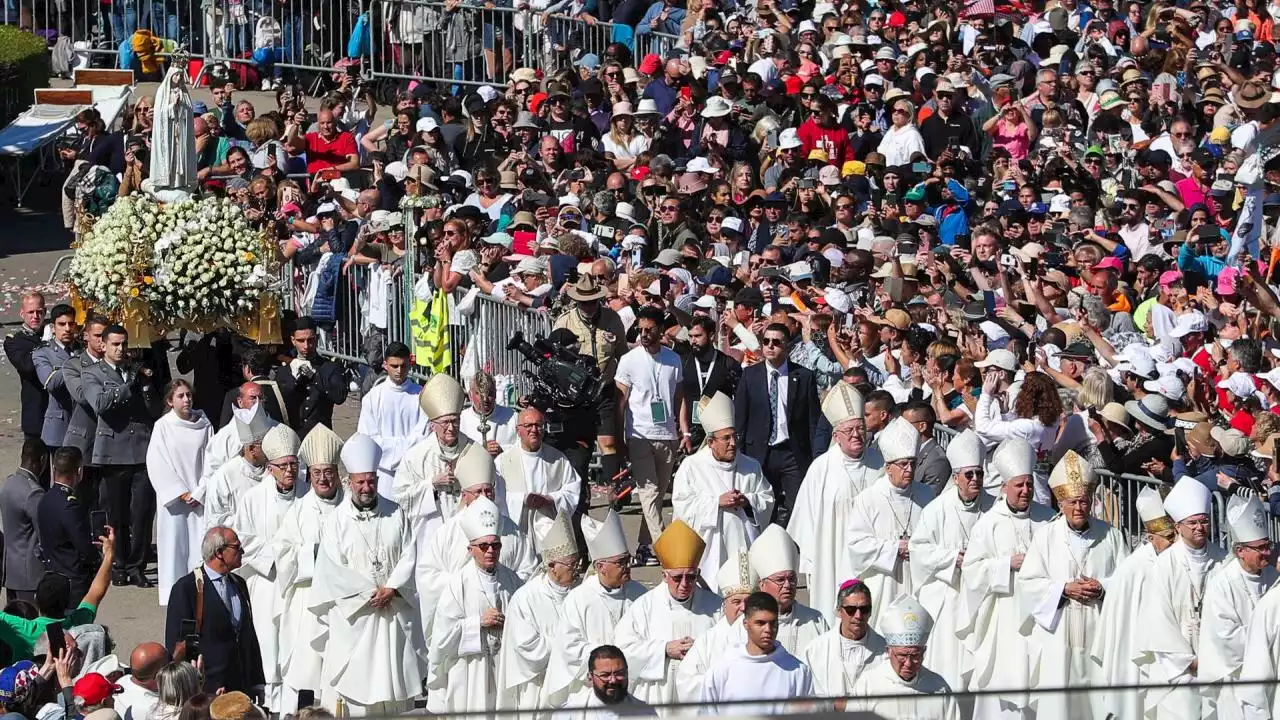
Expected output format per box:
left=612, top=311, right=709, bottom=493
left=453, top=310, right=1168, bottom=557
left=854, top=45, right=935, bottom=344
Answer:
left=111, top=570, right=128, bottom=587
left=129, top=571, right=154, bottom=589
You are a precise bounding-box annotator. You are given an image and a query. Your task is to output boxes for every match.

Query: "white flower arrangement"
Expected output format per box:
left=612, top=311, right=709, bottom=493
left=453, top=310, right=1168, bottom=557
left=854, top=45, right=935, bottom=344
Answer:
left=69, top=195, right=277, bottom=327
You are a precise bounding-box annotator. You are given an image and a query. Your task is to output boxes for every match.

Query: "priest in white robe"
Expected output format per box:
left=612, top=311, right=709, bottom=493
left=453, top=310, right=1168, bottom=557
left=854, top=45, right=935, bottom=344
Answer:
left=614, top=520, right=720, bottom=709
left=1137, top=475, right=1228, bottom=720
left=310, top=441, right=425, bottom=716
left=200, top=386, right=278, bottom=491
left=205, top=402, right=271, bottom=529
left=145, top=384, right=213, bottom=605
left=497, top=512, right=580, bottom=717
left=671, top=392, right=773, bottom=589
left=845, top=416, right=934, bottom=629
left=1089, top=486, right=1176, bottom=720
left=461, top=370, right=519, bottom=455
left=1019, top=450, right=1129, bottom=720
left=675, top=550, right=757, bottom=702
left=960, top=438, right=1054, bottom=720
left=749, top=524, right=828, bottom=656
left=426, top=496, right=525, bottom=715
left=802, top=578, right=885, bottom=702
left=230, top=423, right=303, bottom=712
left=355, top=344, right=427, bottom=500
left=1237, top=567, right=1280, bottom=720
left=496, top=406, right=583, bottom=553
left=847, top=595, right=960, bottom=720
left=787, top=383, right=884, bottom=625
left=1199, top=495, right=1276, bottom=720
left=909, top=429, right=991, bottom=698
left=699, top=591, right=814, bottom=715
left=395, top=373, right=473, bottom=530
left=275, top=425, right=345, bottom=714
left=544, top=510, right=647, bottom=710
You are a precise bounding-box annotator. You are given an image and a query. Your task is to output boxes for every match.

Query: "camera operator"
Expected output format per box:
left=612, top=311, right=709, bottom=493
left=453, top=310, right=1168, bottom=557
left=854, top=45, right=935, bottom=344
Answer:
left=81, top=325, right=163, bottom=588
left=554, top=275, right=628, bottom=484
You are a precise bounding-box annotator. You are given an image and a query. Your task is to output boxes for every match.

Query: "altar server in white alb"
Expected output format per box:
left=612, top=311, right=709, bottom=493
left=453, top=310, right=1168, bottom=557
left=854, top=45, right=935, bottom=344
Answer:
left=787, top=382, right=883, bottom=625
left=958, top=437, right=1052, bottom=717
left=699, top=591, right=813, bottom=715
left=847, top=595, right=959, bottom=720
left=803, top=578, right=885, bottom=702
left=310, top=437, right=424, bottom=717
left=845, top=416, right=934, bottom=629
left=614, top=520, right=720, bottom=708
left=395, top=373, right=473, bottom=532
left=1019, top=450, right=1128, bottom=720
left=672, top=392, right=774, bottom=589
left=461, top=371, right=519, bottom=455
left=1137, top=475, right=1227, bottom=720
left=1089, top=486, right=1176, bottom=720
left=543, top=509, right=646, bottom=709
left=427, top=496, right=525, bottom=715
left=355, top=343, right=426, bottom=499
left=1199, top=495, right=1277, bottom=720
left=231, top=423, right=303, bottom=711
left=146, top=379, right=213, bottom=605
left=496, top=406, right=582, bottom=553
left=909, top=428, right=991, bottom=696
left=206, top=402, right=271, bottom=529
left=497, top=512, right=581, bottom=716
left=749, top=524, right=828, bottom=656
left=675, top=550, right=757, bottom=702
left=274, top=425, right=345, bottom=713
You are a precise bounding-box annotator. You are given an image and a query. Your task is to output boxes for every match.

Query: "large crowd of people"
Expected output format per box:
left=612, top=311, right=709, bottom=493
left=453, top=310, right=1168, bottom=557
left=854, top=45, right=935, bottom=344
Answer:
left=17, top=0, right=1280, bottom=715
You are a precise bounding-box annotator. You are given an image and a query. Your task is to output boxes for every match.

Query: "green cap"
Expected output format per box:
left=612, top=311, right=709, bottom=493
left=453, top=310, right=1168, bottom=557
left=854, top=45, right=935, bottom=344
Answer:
left=1085, top=145, right=1104, bottom=157
left=904, top=185, right=927, bottom=202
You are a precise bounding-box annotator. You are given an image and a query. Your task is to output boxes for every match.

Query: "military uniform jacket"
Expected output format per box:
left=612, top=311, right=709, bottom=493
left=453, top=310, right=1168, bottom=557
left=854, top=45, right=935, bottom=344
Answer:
left=82, top=361, right=161, bottom=466
left=36, top=483, right=96, bottom=581
left=4, top=328, right=47, bottom=437
left=0, top=468, right=45, bottom=592
left=33, top=342, right=74, bottom=448
left=63, top=353, right=100, bottom=460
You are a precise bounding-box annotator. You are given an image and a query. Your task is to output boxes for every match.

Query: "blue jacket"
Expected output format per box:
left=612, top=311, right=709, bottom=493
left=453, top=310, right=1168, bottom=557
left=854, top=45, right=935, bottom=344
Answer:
left=1178, top=237, right=1228, bottom=282
left=311, top=253, right=345, bottom=323
left=635, top=1, right=683, bottom=35
left=932, top=179, right=971, bottom=246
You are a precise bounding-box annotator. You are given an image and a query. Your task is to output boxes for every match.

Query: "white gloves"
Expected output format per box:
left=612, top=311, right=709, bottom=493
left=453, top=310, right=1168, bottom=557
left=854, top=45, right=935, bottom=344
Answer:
left=290, top=357, right=315, bottom=378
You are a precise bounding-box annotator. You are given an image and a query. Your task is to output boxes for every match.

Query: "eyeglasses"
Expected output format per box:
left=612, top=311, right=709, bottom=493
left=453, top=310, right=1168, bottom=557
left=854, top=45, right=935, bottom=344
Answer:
left=888, top=459, right=916, bottom=469
left=660, top=205, right=680, bottom=212
left=472, top=541, right=503, bottom=551
left=517, top=422, right=544, bottom=430
left=270, top=460, right=300, bottom=470
left=764, top=574, right=798, bottom=587
left=841, top=604, right=872, bottom=615
left=892, top=108, right=909, bottom=115
left=220, top=543, right=242, bottom=554
left=1242, top=542, right=1272, bottom=553
left=761, top=337, right=786, bottom=347
left=836, top=203, right=854, bottom=210
left=432, top=418, right=461, bottom=428
left=599, top=554, right=632, bottom=566
left=476, top=178, right=494, bottom=186
left=592, top=671, right=627, bottom=681
left=960, top=469, right=985, bottom=480
left=665, top=572, right=698, bottom=584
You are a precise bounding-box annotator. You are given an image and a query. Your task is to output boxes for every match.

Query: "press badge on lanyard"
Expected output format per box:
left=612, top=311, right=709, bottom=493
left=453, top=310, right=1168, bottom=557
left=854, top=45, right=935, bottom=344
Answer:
left=650, top=356, right=669, bottom=424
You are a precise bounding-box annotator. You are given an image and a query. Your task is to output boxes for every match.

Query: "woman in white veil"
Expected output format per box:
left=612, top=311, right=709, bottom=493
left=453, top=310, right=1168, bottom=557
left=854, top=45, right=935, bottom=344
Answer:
left=149, top=58, right=197, bottom=194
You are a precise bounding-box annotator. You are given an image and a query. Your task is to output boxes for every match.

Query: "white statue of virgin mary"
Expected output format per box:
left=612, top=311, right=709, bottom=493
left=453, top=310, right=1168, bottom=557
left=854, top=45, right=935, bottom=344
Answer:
left=150, top=58, right=198, bottom=196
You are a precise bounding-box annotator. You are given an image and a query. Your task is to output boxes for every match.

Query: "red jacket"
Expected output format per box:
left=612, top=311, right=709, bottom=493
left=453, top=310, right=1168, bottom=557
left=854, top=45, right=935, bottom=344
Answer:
left=796, top=118, right=852, bottom=165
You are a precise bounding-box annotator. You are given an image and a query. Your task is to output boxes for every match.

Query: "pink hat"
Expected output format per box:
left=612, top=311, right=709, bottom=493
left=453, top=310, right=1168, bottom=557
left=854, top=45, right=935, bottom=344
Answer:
left=1092, top=257, right=1125, bottom=273
left=797, top=60, right=822, bottom=81
left=1216, top=266, right=1239, bottom=296
left=1159, top=270, right=1183, bottom=288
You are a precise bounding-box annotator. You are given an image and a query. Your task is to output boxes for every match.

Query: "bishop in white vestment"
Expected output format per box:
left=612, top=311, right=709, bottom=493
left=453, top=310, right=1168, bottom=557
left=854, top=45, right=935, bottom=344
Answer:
left=230, top=424, right=303, bottom=712
left=1089, top=486, right=1175, bottom=720
left=496, top=513, right=580, bottom=717
left=699, top=592, right=814, bottom=715
left=960, top=439, right=1054, bottom=720
left=1237, top=573, right=1280, bottom=720
left=1198, top=495, right=1277, bottom=720
left=749, top=524, right=828, bottom=656
left=394, top=373, right=473, bottom=532
left=544, top=510, right=647, bottom=710
left=205, top=402, right=271, bottom=529
left=310, top=453, right=425, bottom=716
left=461, top=371, right=518, bottom=454
left=355, top=348, right=427, bottom=499
left=1137, top=475, right=1228, bottom=720
left=845, top=417, right=934, bottom=629
left=200, top=387, right=278, bottom=492
left=1019, top=451, right=1128, bottom=720
left=847, top=595, right=960, bottom=720
left=275, top=425, right=346, bottom=713
left=803, top=578, right=885, bottom=701
left=672, top=393, right=773, bottom=589
left=496, top=406, right=583, bottom=553
left=426, top=496, right=525, bottom=716
left=145, top=391, right=213, bottom=606
left=614, top=520, right=720, bottom=709
left=787, top=383, right=883, bottom=625
left=675, top=550, right=757, bottom=702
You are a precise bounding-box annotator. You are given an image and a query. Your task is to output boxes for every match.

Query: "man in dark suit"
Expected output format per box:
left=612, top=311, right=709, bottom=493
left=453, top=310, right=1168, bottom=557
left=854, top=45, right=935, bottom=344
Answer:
left=165, top=526, right=265, bottom=695
left=5, top=291, right=47, bottom=441
left=218, top=347, right=286, bottom=429
left=37, top=447, right=96, bottom=605
left=82, top=326, right=161, bottom=589
left=1, top=438, right=47, bottom=602
left=274, top=317, right=347, bottom=436
left=733, top=322, right=819, bottom=526
left=682, top=315, right=741, bottom=447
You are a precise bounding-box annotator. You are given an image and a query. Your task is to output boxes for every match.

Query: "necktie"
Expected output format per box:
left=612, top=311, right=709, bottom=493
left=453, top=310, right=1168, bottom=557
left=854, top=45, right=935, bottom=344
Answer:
left=768, top=369, right=779, bottom=445
left=218, top=577, right=238, bottom=630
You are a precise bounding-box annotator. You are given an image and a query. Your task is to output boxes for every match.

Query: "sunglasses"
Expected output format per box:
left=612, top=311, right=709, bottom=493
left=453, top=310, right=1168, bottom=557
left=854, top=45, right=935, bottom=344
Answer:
left=472, top=541, right=503, bottom=552
left=841, top=604, right=872, bottom=615
left=666, top=572, right=698, bottom=584
left=761, top=337, right=786, bottom=347
left=661, top=205, right=680, bottom=212
left=960, top=469, right=985, bottom=480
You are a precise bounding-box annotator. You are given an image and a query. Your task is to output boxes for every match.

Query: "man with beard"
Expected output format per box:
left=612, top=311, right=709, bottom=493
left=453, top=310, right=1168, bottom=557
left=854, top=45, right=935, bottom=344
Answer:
left=311, top=434, right=423, bottom=715
left=847, top=595, right=959, bottom=719
left=555, top=275, right=627, bottom=484
left=787, top=383, right=884, bottom=624
left=680, top=316, right=740, bottom=447
left=274, top=425, right=345, bottom=713
left=355, top=343, right=426, bottom=499
left=700, top=591, right=814, bottom=713
left=560, top=645, right=653, bottom=720
left=274, top=318, right=347, bottom=436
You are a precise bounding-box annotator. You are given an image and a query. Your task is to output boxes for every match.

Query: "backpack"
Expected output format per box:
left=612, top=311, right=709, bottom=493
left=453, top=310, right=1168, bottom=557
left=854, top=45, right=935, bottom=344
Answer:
left=117, top=37, right=136, bottom=71
left=347, top=12, right=371, bottom=58
left=254, top=15, right=282, bottom=50
left=75, top=166, right=121, bottom=217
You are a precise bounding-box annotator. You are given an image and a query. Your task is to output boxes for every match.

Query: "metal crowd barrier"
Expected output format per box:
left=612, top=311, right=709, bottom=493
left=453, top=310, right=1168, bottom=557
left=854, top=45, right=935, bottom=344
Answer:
left=23, top=0, right=683, bottom=93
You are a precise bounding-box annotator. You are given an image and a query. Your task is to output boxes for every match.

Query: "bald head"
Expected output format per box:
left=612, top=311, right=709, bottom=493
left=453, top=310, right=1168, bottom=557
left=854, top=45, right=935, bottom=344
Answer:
left=516, top=407, right=545, bottom=451
left=130, top=642, right=169, bottom=685
left=193, top=116, right=208, bottom=137
left=665, top=59, right=684, bottom=79
left=237, top=382, right=264, bottom=409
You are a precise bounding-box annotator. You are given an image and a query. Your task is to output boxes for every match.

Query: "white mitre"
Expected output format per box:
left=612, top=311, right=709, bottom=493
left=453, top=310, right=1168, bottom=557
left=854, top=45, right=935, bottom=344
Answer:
left=261, top=424, right=301, bottom=462
left=749, top=524, right=799, bottom=579
left=233, top=402, right=271, bottom=444
left=991, top=438, right=1034, bottom=480
left=455, top=442, right=496, bottom=489
left=299, top=424, right=344, bottom=467
left=945, top=429, right=983, bottom=469
left=420, top=373, right=464, bottom=420
left=582, top=509, right=628, bottom=561
left=877, top=416, right=920, bottom=463
left=541, top=512, right=578, bottom=563
left=717, top=548, right=758, bottom=597
left=881, top=595, right=934, bottom=647
left=1164, top=475, right=1211, bottom=523
left=340, top=433, right=382, bottom=475
left=822, top=383, right=864, bottom=425
left=461, top=496, right=503, bottom=541
left=1136, top=486, right=1174, bottom=536
left=1228, top=494, right=1269, bottom=544
left=699, top=392, right=735, bottom=434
